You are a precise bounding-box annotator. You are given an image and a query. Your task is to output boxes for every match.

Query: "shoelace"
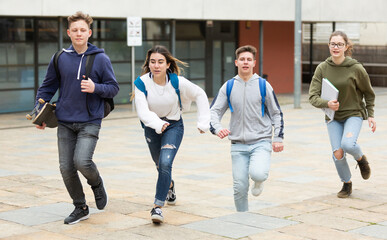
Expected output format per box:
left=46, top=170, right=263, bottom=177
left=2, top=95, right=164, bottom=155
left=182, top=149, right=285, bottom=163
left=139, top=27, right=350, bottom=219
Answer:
left=70, top=207, right=85, bottom=217
left=154, top=208, right=162, bottom=215
left=93, top=184, right=103, bottom=200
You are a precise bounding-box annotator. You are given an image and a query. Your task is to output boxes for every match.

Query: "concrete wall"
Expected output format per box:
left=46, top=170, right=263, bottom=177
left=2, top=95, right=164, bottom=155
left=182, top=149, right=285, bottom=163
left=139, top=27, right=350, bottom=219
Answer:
left=1, top=0, right=387, bottom=23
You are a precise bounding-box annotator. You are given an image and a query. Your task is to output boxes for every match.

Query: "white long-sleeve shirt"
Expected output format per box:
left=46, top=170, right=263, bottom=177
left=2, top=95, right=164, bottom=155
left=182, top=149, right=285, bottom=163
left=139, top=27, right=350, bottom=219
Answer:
left=134, top=73, right=210, bottom=134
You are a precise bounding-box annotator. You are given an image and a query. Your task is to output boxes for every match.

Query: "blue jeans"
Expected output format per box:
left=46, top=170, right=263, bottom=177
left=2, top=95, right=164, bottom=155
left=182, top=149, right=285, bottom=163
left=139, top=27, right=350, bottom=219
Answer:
left=57, top=122, right=101, bottom=207
left=144, top=118, right=184, bottom=207
left=326, top=117, right=363, bottom=183
left=230, top=140, right=272, bottom=212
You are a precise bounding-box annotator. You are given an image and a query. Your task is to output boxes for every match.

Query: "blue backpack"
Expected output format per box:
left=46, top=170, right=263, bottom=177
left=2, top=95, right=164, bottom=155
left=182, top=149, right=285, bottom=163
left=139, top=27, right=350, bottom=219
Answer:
left=226, top=77, right=266, bottom=117
left=134, top=72, right=182, bottom=110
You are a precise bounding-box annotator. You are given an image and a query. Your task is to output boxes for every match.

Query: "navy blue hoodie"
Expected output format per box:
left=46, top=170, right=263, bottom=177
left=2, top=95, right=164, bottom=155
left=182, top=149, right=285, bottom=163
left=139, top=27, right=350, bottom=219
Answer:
left=36, top=43, right=119, bottom=125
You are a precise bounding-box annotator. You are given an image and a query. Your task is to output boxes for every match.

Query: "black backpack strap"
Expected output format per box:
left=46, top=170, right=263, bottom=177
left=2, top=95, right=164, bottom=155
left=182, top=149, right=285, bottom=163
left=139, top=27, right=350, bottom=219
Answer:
left=84, top=53, right=97, bottom=116
left=84, top=53, right=97, bottom=79
left=53, top=49, right=64, bottom=84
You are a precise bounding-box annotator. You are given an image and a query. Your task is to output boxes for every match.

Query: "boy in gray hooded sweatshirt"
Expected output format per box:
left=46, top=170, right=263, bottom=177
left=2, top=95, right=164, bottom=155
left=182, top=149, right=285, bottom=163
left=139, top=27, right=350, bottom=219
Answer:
left=210, top=45, right=284, bottom=212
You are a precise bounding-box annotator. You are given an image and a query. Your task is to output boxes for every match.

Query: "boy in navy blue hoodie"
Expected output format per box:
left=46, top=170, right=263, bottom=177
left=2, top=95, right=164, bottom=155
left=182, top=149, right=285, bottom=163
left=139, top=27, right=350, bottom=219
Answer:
left=35, top=11, right=119, bottom=224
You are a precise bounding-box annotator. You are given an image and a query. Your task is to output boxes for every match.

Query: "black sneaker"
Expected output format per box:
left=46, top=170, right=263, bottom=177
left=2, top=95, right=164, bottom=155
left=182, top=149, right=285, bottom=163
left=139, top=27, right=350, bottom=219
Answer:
left=150, top=207, right=164, bottom=223
left=64, top=205, right=89, bottom=224
left=91, top=176, right=108, bottom=210
left=166, top=180, right=176, bottom=205
left=337, top=182, right=352, bottom=198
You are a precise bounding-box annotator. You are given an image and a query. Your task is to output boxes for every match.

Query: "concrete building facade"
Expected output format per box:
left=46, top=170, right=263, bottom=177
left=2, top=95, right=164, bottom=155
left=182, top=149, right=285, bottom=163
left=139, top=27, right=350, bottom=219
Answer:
left=1, top=0, right=387, bottom=113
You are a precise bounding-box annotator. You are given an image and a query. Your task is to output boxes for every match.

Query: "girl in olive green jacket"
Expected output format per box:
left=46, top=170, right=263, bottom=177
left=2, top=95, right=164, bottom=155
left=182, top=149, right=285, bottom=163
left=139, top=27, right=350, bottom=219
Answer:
left=309, top=31, right=376, bottom=198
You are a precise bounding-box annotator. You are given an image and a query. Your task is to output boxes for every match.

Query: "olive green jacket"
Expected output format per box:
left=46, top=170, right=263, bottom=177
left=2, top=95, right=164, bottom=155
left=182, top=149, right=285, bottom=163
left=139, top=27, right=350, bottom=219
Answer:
left=309, top=56, right=375, bottom=121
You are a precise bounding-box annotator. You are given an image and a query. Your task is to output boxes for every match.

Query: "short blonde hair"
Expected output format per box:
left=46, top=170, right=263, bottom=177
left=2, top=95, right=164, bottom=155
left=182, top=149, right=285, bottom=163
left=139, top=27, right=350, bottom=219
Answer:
left=68, top=11, right=93, bottom=28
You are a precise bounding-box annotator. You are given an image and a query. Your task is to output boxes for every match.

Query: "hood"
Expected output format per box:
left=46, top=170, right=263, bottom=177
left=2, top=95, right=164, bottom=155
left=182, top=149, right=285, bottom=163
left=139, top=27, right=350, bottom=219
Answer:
left=62, top=43, right=105, bottom=80
left=65, top=42, right=105, bottom=55
left=325, top=56, right=360, bottom=67
left=235, top=73, right=260, bottom=82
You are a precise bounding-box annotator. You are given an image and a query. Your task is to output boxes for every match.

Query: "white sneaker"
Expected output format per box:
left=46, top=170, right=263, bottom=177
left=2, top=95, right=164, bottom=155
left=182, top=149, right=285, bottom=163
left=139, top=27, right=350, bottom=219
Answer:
left=251, top=181, right=264, bottom=196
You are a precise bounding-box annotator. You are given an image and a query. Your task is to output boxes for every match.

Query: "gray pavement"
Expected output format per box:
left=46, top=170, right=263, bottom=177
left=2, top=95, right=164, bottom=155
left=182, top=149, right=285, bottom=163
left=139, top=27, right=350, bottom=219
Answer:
left=0, top=88, right=387, bottom=239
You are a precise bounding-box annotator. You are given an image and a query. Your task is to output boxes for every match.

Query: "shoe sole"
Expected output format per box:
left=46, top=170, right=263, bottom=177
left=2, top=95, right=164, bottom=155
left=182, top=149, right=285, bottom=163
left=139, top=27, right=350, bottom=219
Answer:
left=337, top=194, right=351, bottom=198
left=167, top=200, right=176, bottom=205
left=64, top=214, right=89, bottom=225
left=96, top=176, right=108, bottom=210
left=151, top=215, right=164, bottom=223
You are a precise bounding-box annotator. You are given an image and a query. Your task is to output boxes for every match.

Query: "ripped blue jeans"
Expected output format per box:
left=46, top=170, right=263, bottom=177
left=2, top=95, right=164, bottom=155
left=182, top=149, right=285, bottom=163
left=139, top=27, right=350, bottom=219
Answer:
left=326, top=117, right=363, bottom=182
left=144, top=118, right=184, bottom=206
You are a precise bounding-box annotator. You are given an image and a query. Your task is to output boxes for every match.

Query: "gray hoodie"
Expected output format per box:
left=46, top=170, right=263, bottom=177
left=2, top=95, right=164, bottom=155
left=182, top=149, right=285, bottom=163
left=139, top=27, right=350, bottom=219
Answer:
left=210, top=73, right=284, bottom=144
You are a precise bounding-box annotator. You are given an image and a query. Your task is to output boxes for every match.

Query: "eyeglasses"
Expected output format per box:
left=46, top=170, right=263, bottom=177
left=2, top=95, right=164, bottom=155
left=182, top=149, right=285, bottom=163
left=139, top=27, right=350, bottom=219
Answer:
left=329, top=42, right=346, bottom=49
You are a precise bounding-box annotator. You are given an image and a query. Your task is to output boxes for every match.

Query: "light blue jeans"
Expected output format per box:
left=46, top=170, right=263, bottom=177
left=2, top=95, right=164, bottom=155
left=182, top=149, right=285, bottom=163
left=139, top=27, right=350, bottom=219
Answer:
left=326, top=117, right=363, bottom=183
left=230, top=140, right=272, bottom=212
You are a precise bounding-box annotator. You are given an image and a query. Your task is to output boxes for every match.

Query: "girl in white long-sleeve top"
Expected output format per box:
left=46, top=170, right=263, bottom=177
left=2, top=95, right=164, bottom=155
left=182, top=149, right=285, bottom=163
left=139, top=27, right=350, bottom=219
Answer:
left=133, top=45, right=210, bottom=224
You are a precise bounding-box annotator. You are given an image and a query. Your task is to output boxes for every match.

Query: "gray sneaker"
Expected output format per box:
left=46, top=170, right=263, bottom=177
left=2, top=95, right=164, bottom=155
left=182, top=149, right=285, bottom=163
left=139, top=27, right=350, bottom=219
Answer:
left=64, top=205, right=89, bottom=224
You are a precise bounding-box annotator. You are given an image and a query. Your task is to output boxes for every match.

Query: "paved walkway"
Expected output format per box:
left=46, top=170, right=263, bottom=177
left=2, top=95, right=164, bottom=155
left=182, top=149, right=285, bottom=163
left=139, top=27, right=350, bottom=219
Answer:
left=0, top=89, right=387, bottom=239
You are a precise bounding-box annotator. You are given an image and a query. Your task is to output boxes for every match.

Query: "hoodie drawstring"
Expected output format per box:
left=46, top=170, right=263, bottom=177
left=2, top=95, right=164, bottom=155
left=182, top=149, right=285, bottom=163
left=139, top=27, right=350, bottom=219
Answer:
left=77, top=54, right=85, bottom=80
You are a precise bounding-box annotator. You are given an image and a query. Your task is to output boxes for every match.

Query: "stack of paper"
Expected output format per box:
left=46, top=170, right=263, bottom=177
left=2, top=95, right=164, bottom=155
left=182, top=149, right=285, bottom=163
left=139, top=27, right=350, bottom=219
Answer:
left=321, top=78, right=339, bottom=121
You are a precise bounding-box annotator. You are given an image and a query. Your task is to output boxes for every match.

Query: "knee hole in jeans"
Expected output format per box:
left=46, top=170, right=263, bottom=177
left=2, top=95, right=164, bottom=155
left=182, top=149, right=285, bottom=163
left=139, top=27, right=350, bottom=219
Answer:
left=161, top=144, right=176, bottom=149
left=334, top=148, right=344, bottom=160
left=346, top=132, right=353, bottom=138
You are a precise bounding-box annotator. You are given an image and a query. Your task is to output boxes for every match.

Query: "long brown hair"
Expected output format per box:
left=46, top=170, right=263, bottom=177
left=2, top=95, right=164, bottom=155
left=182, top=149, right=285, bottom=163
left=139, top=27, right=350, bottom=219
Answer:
left=131, top=45, right=188, bottom=101
left=141, top=45, right=187, bottom=75
left=329, top=31, right=353, bottom=57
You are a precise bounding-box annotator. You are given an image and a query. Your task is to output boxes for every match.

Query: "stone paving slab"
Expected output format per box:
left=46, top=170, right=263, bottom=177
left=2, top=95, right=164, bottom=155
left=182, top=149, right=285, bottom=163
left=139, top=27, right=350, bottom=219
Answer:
left=183, top=218, right=267, bottom=239
left=0, top=90, right=387, bottom=239
left=350, top=224, right=387, bottom=239
left=0, top=202, right=100, bottom=226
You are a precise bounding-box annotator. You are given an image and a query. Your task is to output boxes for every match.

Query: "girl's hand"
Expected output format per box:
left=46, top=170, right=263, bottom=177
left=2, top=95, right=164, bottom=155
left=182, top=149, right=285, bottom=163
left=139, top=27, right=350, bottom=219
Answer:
left=161, top=122, right=170, bottom=132
left=198, top=128, right=205, bottom=134
left=327, top=100, right=339, bottom=111
left=368, top=117, right=376, bottom=133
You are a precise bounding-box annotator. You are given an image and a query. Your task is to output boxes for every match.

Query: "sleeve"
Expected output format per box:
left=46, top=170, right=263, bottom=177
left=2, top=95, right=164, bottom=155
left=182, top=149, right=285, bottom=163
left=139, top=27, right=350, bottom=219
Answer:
left=93, top=54, right=119, bottom=99
left=134, top=86, right=168, bottom=134
left=35, top=56, right=60, bottom=107
left=179, top=77, right=210, bottom=132
left=356, top=66, right=375, bottom=118
left=308, top=65, right=329, bottom=108
left=209, top=83, right=229, bottom=135
left=265, top=82, right=284, bottom=142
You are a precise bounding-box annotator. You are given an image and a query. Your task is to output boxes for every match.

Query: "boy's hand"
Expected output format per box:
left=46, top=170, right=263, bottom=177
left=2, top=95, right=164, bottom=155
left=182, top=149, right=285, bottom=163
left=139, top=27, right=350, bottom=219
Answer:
left=273, top=142, right=283, bottom=152
left=36, top=122, right=46, bottom=130
left=81, top=75, right=95, bottom=93
left=217, top=128, right=230, bottom=139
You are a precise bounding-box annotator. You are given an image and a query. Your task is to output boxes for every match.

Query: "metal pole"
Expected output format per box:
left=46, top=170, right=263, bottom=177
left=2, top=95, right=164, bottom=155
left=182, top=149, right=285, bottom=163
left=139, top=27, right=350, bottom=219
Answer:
left=58, top=17, right=63, bottom=50
left=132, top=46, right=135, bottom=111
left=309, top=23, right=313, bottom=81
left=171, top=20, right=176, bottom=56
left=259, top=21, right=263, bottom=76
left=294, top=0, right=302, bottom=108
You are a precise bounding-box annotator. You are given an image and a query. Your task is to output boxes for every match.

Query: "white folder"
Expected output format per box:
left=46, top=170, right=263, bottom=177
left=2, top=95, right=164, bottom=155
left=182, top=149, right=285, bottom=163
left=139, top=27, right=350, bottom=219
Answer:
left=321, top=78, right=339, bottom=122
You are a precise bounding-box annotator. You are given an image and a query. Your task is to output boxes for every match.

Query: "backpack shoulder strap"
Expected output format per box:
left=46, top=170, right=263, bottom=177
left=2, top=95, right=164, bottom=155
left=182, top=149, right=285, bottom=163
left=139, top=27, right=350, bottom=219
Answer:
left=259, top=77, right=266, bottom=117
left=53, top=49, right=64, bottom=82
left=134, top=77, right=147, bottom=97
left=169, top=73, right=182, bottom=110
left=226, top=78, right=235, bottom=113
left=84, top=53, right=97, bottom=80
